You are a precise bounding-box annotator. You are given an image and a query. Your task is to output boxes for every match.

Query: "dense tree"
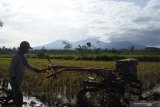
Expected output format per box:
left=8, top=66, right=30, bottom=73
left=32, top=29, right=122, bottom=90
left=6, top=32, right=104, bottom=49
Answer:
left=62, top=41, right=72, bottom=50
left=96, top=41, right=103, bottom=54
left=145, top=47, right=160, bottom=54
left=86, top=42, right=91, bottom=49
left=129, top=44, right=135, bottom=53
left=76, top=45, right=88, bottom=55
left=41, top=47, right=47, bottom=53
left=0, top=46, right=16, bottom=54
left=96, top=41, right=101, bottom=48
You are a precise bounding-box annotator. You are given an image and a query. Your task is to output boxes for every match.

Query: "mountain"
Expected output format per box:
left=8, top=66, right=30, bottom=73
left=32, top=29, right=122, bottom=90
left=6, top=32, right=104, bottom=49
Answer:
left=34, top=38, right=146, bottom=50
left=103, top=41, right=145, bottom=49
left=34, top=39, right=68, bottom=49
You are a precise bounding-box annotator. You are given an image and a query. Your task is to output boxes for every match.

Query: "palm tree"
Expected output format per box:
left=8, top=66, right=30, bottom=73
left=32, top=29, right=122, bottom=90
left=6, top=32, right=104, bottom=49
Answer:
left=130, top=44, right=135, bottom=53
left=86, top=42, right=91, bottom=49
left=62, top=41, right=72, bottom=50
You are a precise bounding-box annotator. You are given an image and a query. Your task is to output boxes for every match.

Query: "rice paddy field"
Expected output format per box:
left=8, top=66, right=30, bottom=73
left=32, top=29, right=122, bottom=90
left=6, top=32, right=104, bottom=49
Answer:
left=0, top=58, right=160, bottom=105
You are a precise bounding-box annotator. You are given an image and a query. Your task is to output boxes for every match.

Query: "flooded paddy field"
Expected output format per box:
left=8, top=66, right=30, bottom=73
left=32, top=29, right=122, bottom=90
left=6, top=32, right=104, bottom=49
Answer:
left=0, top=58, right=160, bottom=106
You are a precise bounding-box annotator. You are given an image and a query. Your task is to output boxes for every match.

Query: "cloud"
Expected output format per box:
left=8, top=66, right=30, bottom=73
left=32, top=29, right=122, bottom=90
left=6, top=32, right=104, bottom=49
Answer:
left=0, top=26, right=33, bottom=47
left=110, top=28, right=160, bottom=46
left=85, top=0, right=160, bottom=46
left=0, top=0, right=160, bottom=47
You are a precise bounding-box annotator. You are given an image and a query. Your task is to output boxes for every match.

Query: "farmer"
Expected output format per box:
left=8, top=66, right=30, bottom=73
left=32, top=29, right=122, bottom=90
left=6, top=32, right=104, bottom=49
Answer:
left=8, top=41, right=42, bottom=107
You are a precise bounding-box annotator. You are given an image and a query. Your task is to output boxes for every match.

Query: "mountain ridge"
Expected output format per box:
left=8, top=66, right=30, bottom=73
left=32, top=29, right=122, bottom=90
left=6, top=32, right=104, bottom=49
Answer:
left=34, top=38, right=146, bottom=50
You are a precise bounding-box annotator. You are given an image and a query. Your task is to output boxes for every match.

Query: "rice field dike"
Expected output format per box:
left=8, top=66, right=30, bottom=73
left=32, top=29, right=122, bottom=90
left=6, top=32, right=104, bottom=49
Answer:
left=0, top=57, right=160, bottom=106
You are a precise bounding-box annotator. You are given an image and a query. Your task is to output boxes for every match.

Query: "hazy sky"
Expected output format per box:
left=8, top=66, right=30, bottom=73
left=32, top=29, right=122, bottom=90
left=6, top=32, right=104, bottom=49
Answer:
left=0, top=0, right=160, bottom=48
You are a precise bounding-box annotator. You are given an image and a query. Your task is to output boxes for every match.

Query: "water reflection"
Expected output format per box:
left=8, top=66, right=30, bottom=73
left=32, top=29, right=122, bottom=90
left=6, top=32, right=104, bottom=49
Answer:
left=23, top=96, right=46, bottom=107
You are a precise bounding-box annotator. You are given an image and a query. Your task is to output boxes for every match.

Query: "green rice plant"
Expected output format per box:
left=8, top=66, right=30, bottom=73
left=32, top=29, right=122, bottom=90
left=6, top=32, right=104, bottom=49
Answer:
left=138, top=62, right=160, bottom=88
left=0, top=58, right=160, bottom=104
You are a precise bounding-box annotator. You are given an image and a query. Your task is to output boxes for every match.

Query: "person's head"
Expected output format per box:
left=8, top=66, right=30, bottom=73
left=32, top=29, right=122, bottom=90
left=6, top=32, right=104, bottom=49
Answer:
left=19, top=41, right=32, bottom=54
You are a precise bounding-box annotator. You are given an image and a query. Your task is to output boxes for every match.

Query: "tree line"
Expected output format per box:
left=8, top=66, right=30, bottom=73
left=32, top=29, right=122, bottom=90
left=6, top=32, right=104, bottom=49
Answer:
left=0, top=45, right=159, bottom=55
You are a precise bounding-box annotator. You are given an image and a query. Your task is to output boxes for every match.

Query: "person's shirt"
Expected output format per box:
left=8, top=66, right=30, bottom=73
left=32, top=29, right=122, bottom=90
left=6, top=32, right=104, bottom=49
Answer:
left=9, top=52, right=36, bottom=85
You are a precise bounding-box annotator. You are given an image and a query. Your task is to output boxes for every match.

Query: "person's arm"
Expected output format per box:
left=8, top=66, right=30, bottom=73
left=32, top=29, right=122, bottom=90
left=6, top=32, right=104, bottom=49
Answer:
left=23, top=56, right=41, bottom=73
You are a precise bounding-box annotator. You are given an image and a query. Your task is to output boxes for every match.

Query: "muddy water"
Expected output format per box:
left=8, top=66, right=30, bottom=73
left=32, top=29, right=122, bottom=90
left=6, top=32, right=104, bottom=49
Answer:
left=22, top=85, right=160, bottom=107
left=23, top=96, right=47, bottom=107
left=22, top=94, right=76, bottom=107
left=0, top=80, right=77, bottom=107
left=153, top=85, right=160, bottom=93
left=2, top=79, right=160, bottom=107
left=0, top=81, right=47, bottom=107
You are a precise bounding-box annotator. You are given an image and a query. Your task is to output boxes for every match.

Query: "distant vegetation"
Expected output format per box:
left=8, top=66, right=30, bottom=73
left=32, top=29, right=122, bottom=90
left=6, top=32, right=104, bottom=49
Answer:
left=0, top=46, right=160, bottom=61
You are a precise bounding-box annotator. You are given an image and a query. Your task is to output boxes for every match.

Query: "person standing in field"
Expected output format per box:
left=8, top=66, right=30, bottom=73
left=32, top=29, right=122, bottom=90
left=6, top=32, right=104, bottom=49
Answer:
left=8, top=41, right=42, bottom=107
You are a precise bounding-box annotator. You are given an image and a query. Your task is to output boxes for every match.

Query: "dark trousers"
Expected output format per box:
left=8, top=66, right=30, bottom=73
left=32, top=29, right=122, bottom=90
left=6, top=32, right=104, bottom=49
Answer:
left=9, top=78, right=23, bottom=107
